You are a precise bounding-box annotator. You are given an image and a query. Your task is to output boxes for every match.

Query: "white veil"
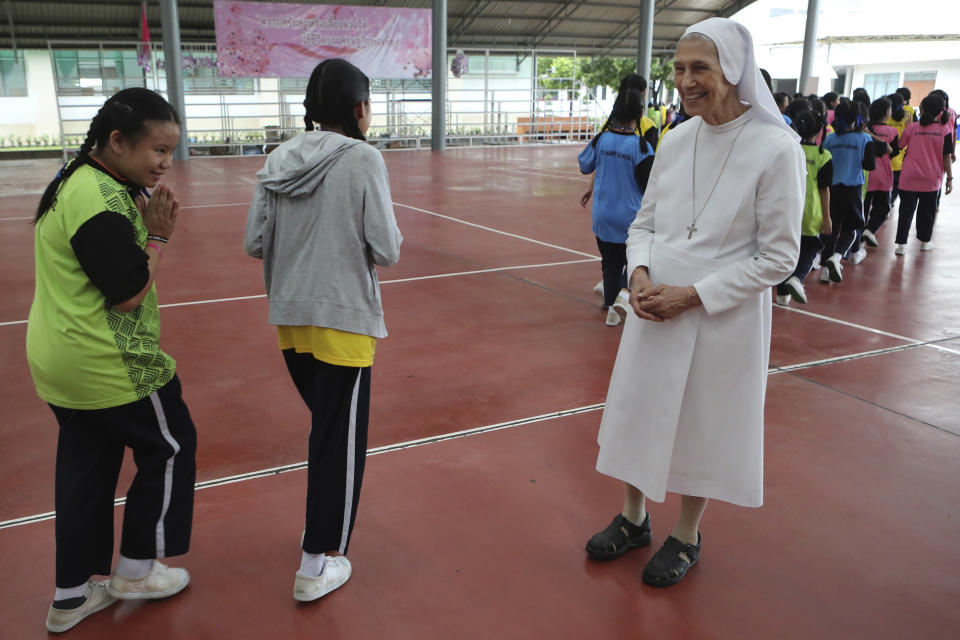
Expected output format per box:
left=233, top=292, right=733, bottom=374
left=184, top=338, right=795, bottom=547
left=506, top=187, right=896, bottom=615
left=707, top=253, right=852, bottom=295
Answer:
left=683, top=17, right=799, bottom=141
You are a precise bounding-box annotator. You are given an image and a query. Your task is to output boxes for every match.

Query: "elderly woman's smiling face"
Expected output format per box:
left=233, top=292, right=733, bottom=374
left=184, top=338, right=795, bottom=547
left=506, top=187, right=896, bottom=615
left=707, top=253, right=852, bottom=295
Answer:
left=673, top=35, right=741, bottom=125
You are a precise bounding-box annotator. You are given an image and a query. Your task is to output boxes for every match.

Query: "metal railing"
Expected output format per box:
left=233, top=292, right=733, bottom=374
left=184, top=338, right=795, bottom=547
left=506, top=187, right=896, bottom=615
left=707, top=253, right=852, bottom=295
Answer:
left=43, top=41, right=605, bottom=160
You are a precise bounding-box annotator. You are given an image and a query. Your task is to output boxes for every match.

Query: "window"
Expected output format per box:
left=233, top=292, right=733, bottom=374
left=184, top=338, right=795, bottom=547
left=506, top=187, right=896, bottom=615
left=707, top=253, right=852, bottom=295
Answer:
left=772, top=78, right=797, bottom=94
left=0, top=50, right=27, bottom=96
left=181, top=52, right=254, bottom=93
left=369, top=78, right=431, bottom=93
left=53, top=49, right=253, bottom=95
left=279, top=77, right=309, bottom=92
left=53, top=50, right=106, bottom=94
left=903, top=71, right=936, bottom=82
left=863, top=72, right=899, bottom=101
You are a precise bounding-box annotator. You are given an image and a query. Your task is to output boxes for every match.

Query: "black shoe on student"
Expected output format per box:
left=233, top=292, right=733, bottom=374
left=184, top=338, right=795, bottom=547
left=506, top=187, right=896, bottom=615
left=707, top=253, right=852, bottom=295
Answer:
left=585, top=513, right=652, bottom=560
left=642, top=533, right=701, bottom=587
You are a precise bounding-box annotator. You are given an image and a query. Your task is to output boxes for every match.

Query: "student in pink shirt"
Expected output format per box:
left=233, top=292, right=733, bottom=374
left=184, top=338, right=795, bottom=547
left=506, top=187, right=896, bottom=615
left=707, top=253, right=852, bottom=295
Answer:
left=929, top=90, right=956, bottom=212
left=862, top=97, right=899, bottom=247
left=822, top=91, right=839, bottom=127
left=894, top=94, right=955, bottom=254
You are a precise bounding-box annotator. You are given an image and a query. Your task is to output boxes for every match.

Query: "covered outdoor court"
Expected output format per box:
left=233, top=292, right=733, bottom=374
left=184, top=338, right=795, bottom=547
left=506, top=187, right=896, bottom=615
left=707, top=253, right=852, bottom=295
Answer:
left=1, top=145, right=958, bottom=638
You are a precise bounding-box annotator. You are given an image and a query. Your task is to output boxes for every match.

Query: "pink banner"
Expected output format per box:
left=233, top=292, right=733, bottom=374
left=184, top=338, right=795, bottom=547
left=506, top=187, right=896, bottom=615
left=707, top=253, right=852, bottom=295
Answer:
left=214, top=1, right=432, bottom=79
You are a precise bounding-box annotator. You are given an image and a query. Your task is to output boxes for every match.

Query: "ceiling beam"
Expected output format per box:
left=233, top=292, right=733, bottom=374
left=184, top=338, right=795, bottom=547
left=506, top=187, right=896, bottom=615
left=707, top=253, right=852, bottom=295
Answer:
left=526, top=0, right=590, bottom=50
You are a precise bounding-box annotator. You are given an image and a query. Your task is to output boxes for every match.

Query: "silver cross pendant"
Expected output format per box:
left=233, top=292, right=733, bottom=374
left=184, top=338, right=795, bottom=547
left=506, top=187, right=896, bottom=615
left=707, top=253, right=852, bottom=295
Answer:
left=686, top=223, right=698, bottom=239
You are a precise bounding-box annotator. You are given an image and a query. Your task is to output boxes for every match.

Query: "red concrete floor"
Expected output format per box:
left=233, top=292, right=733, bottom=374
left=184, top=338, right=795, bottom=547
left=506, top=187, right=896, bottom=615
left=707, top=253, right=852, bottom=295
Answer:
left=1, top=146, right=959, bottom=638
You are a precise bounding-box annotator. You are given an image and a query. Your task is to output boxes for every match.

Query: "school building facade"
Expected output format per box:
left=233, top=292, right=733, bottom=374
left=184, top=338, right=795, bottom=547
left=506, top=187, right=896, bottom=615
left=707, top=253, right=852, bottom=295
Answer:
left=760, top=35, right=960, bottom=103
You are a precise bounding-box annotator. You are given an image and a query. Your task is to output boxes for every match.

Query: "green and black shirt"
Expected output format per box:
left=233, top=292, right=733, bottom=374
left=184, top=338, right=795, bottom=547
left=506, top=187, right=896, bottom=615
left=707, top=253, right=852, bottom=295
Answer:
left=26, top=158, right=175, bottom=409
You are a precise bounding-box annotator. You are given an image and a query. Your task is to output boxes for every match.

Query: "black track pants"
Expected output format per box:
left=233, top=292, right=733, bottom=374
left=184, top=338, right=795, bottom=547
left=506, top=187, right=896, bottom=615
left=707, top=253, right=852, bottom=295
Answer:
left=51, top=375, right=196, bottom=588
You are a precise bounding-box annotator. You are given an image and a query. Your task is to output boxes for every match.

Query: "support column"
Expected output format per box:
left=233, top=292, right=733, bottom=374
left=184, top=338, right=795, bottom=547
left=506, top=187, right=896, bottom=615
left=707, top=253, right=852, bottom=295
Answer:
left=160, top=0, right=189, bottom=160
left=635, top=0, right=654, bottom=80
left=798, top=0, right=820, bottom=95
left=431, top=0, right=447, bottom=151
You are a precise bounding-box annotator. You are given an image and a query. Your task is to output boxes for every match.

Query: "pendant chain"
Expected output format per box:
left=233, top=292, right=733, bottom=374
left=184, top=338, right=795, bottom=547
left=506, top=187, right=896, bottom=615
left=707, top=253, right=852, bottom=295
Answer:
left=688, top=120, right=748, bottom=239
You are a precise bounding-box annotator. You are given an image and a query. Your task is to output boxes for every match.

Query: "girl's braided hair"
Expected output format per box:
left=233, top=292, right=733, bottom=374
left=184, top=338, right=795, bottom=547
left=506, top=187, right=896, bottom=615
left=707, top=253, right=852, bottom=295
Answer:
left=886, top=92, right=906, bottom=123
left=302, top=59, right=370, bottom=141
left=590, top=73, right=649, bottom=152
left=791, top=108, right=825, bottom=152
left=35, top=87, right=179, bottom=222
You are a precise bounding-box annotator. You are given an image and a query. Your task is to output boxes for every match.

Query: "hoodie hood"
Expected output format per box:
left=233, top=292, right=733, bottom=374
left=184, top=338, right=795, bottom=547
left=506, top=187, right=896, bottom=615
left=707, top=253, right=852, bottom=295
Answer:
left=257, top=131, right=365, bottom=198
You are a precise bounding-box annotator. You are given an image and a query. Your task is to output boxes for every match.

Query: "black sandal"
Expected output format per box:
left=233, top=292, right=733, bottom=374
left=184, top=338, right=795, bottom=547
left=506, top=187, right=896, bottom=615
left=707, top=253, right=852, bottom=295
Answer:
left=585, top=513, right=652, bottom=560
left=642, top=533, right=701, bottom=587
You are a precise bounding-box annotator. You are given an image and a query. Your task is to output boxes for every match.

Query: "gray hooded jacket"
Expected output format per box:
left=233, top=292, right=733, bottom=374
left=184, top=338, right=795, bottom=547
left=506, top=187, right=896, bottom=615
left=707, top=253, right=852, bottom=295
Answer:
left=244, top=131, right=402, bottom=338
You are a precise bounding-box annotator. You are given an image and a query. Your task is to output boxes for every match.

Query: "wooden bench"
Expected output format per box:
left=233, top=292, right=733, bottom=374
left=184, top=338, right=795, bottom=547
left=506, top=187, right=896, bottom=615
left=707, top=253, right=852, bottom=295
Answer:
left=516, top=116, right=595, bottom=139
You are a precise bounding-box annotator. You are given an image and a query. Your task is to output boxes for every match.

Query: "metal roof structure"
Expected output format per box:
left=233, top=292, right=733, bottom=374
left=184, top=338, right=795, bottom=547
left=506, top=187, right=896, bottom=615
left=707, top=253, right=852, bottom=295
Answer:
left=2, top=0, right=757, bottom=56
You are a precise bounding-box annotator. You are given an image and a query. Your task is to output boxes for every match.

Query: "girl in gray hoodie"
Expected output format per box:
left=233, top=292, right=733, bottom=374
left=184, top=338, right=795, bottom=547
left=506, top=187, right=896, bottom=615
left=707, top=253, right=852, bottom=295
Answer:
left=244, top=59, right=402, bottom=603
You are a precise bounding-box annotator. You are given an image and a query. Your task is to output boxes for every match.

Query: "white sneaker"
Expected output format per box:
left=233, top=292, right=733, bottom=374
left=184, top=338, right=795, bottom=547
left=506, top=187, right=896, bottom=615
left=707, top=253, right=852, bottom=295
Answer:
left=825, top=254, right=843, bottom=283
left=784, top=276, right=807, bottom=304
left=819, top=267, right=831, bottom=283
left=811, top=253, right=821, bottom=270
left=850, top=247, right=867, bottom=265
left=294, top=556, right=352, bottom=602
left=895, top=244, right=906, bottom=256
left=775, top=294, right=791, bottom=306
left=862, top=229, right=879, bottom=247
left=605, top=307, right=622, bottom=327
left=920, top=241, right=934, bottom=251
left=46, top=582, right=117, bottom=633
left=611, top=289, right=630, bottom=322
left=593, top=280, right=604, bottom=306
left=108, top=561, right=190, bottom=600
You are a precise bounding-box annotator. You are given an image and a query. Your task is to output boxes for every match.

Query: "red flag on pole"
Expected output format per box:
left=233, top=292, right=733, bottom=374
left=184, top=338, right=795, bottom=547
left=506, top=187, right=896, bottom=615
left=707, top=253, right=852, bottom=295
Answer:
left=138, top=1, right=151, bottom=68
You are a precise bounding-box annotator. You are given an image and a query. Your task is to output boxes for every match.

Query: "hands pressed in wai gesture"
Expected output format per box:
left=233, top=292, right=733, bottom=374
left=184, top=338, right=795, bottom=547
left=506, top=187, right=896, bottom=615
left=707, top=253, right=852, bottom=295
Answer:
left=141, top=184, right=180, bottom=240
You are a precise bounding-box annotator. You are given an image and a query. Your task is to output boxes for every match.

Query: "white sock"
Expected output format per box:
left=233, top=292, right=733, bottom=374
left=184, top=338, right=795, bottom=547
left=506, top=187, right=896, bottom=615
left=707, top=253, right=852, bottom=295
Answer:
left=298, top=552, right=326, bottom=577
left=115, top=555, right=153, bottom=580
left=54, top=582, right=90, bottom=602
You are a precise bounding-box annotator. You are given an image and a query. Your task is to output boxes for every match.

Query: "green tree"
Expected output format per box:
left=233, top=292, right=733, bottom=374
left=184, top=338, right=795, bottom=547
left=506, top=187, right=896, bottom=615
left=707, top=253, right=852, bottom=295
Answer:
left=649, top=58, right=675, bottom=104
left=579, top=57, right=637, bottom=98
left=536, top=56, right=578, bottom=101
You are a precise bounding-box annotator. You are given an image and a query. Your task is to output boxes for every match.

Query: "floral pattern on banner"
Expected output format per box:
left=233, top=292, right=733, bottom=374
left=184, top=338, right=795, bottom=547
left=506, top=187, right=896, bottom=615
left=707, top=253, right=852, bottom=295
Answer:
left=213, top=0, right=432, bottom=79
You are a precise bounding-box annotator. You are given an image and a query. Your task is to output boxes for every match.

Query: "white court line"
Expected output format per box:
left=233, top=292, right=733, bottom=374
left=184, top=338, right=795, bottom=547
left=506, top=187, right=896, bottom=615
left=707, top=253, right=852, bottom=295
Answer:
left=0, top=337, right=950, bottom=532
left=381, top=258, right=597, bottom=284
left=394, top=202, right=597, bottom=259
left=0, top=216, right=33, bottom=222
left=180, top=202, right=250, bottom=210
left=514, top=164, right=584, bottom=177
left=0, top=258, right=599, bottom=326
left=777, top=306, right=960, bottom=356
left=489, top=167, right=587, bottom=182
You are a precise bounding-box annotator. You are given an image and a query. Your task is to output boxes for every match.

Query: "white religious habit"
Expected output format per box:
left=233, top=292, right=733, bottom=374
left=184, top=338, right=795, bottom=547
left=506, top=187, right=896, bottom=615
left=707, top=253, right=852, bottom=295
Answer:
left=596, top=106, right=805, bottom=508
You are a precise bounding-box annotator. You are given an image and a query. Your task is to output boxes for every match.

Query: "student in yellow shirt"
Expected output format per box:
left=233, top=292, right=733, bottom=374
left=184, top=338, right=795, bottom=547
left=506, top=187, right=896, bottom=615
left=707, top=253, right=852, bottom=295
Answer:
left=886, top=92, right=911, bottom=206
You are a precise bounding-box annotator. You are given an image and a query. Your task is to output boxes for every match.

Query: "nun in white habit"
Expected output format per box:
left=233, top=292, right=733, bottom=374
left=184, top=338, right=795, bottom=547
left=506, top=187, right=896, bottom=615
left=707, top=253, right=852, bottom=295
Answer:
left=585, top=18, right=805, bottom=586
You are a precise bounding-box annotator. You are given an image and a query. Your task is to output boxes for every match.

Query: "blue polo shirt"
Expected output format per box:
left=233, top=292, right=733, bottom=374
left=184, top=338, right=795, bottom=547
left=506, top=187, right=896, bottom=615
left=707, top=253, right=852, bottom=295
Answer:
left=578, top=131, right=654, bottom=243
left=823, top=131, right=873, bottom=186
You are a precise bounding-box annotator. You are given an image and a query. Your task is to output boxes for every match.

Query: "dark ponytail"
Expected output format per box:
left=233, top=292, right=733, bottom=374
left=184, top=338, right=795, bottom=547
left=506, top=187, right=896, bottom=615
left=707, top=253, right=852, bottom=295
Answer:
left=919, top=94, right=948, bottom=127
left=35, top=88, right=179, bottom=222
left=832, top=99, right=861, bottom=135
left=303, top=58, right=370, bottom=141
left=868, top=97, right=891, bottom=127
left=886, top=93, right=905, bottom=123
left=591, top=73, right=648, bottom=152
left=791, top=108, right=825, bottom=151
left=929, top=89, right=950, bottom=113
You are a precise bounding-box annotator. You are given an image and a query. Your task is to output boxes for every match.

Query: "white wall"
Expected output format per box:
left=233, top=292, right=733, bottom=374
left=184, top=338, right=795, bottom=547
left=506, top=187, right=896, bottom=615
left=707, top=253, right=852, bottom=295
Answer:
left=755, top=39, right=960, bottom=100
left=849, top=59, right=960, bottom=104
left=0, top=50, right=60, bottom=141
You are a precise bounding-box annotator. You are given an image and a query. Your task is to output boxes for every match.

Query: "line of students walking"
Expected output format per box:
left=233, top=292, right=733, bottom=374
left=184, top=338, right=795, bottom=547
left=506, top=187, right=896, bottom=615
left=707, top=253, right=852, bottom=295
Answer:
left=774, top=86, right=954, bottom=307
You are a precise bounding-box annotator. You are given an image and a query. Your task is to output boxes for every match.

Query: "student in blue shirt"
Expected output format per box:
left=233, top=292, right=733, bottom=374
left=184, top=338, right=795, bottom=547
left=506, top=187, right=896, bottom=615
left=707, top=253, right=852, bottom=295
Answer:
left=819, top=99, right=880, bottom=283
left=578, top=74, right=655, bottom=327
